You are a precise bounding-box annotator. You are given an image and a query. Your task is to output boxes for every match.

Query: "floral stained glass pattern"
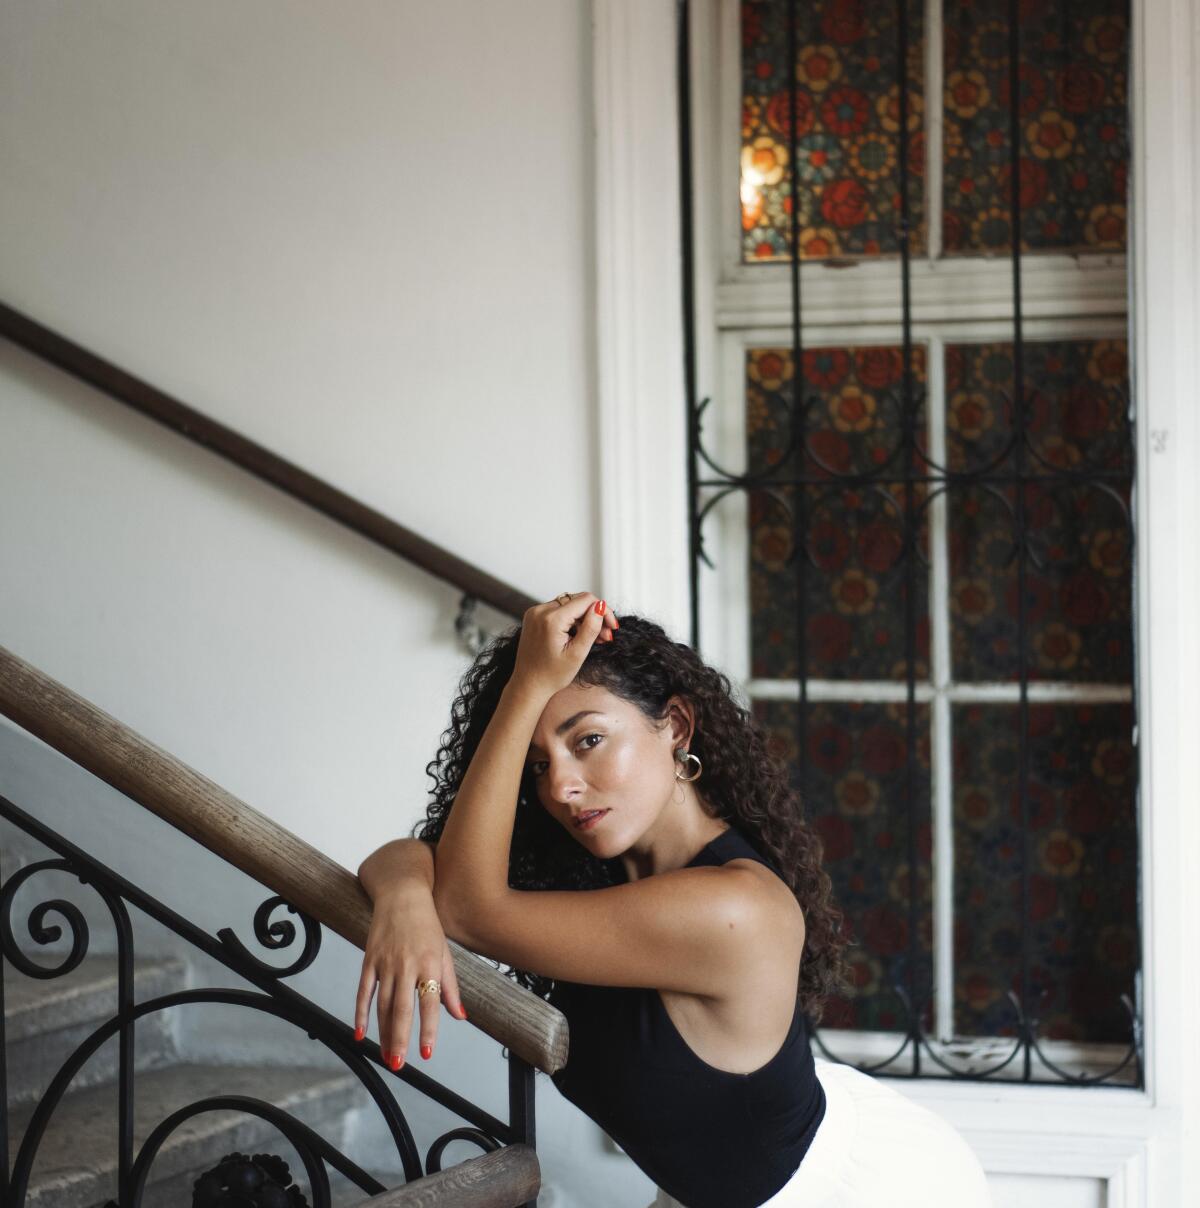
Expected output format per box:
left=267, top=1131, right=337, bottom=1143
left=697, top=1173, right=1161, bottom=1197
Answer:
left=755, top=698, right=935, bottom=1034
left=942, top=0, right=1129, bottom=254
left=740, top=0, right=925, bottom=261
left=730, top=3, right=1137, bottom=1061
left=953, top=703, right=1137, bottom=1043
left=746, top=344, right=929, bottom=680
left=948, top=339, right=1133, bottom=682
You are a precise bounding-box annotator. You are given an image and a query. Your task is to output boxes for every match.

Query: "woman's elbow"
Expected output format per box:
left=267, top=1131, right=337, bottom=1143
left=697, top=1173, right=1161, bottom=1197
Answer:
left=431, top=878, right=459, bottom=928
left=432, top=880, right=478, bottom=948
left=355, top=844, right=385, bottom=882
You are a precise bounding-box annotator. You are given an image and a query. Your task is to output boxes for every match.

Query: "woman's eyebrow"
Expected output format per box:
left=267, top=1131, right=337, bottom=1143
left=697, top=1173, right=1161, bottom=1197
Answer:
left=527, top=710, right=605, bottom=756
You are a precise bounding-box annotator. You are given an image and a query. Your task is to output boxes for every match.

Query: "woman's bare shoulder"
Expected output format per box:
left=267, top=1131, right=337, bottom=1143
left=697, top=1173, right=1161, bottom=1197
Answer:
left=721, top=857, right=807, bottom=947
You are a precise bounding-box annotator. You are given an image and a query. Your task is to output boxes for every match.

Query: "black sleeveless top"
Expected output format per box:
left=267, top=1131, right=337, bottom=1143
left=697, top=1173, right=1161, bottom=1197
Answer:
left=547, top=826, right=826, bottom=1208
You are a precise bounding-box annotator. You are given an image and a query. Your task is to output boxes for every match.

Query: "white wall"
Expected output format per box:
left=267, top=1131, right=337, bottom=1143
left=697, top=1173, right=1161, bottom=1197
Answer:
left=0, top=0, right=599, bottom=869
left=0, top=3, right=651, bottom=1204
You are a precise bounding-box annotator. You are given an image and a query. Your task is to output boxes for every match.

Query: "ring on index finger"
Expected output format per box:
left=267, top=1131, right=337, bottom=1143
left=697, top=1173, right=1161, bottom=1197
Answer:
left=417, top=978, right=441, bottom=999
left=554, top=592, right=573, bottom=607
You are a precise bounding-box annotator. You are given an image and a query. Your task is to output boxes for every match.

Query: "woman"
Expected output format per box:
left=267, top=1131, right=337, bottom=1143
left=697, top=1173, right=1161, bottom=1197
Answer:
left=355, top=593, right=992, bottom=1207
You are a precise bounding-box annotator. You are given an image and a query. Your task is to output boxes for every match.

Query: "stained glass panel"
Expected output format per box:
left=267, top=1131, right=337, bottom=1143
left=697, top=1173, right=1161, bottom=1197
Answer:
left=740, top=0, right=926, bottom=262
left=724, top=3, right=1138, bottom=1070
left=942, top=0, right=1129, bottom=254
left=947, top=339, right=1133, bottom=682
left=747, top=345, right=929, bottom=680
left=755, top=698, right=935, bottom=1033
left=952, top=703, right=1138, bottom=1043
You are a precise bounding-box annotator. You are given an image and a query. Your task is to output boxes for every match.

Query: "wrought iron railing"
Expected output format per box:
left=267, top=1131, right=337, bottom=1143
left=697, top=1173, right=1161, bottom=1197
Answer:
left=0, top=644, right=561, bottom=1206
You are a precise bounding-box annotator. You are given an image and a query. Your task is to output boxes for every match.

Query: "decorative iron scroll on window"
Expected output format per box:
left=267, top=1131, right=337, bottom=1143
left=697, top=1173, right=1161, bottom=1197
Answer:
left=681, top=0, right=1140, bottom=1082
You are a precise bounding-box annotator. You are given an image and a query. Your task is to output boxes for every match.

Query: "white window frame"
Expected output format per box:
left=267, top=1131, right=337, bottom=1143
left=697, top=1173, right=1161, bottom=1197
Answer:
left=592, top=0, right=1199, bottom=1201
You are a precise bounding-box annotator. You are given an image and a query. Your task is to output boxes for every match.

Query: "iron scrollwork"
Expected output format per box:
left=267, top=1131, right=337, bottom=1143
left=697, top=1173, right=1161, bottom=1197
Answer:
left=0, top=793, right=539, bottom=1208
left=679, top=0, right=1142, bottom=1088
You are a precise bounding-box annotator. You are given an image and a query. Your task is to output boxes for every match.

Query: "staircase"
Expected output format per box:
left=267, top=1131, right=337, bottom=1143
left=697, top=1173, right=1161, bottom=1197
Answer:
left=0, top=646, right=558, bottom=1208
left=0, top=305, right=560, bottom=1207
left=5, top=953, right=387, bottom=1206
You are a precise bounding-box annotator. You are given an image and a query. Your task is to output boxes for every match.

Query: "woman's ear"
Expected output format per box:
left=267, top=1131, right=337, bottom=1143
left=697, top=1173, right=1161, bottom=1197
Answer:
left=664, top=695, right=697, bottom=751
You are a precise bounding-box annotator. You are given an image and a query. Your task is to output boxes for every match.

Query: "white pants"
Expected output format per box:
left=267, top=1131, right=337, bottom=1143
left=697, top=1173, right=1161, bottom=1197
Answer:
left=650, top=1056, right=992, bottom=1208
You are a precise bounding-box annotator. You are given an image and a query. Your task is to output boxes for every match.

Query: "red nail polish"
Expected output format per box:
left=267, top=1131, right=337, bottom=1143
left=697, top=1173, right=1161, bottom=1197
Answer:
left=612, top=616, right=619, bottom=629
left=421, top=1043, right=432, bottom=1060
left=389, top=1052, right=402, bottom=1071
left=354, top=1025, right=365, bottom=1042
left=594, top=599, right=606, bottom=615
left=460, top=1006, right=469, bottom=1020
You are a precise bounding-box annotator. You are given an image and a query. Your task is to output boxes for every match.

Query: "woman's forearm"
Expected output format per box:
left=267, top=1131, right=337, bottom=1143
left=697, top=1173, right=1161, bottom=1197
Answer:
left=432, top=681, right=546, bottom=921
left=357, top=838, right=437, bottom=904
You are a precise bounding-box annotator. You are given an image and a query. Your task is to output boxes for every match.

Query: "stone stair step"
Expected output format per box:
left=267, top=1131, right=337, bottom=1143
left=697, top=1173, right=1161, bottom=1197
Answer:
left=5, top=955, right=185, bottom=1107
left=6, top=1060, right=369, bottom=1208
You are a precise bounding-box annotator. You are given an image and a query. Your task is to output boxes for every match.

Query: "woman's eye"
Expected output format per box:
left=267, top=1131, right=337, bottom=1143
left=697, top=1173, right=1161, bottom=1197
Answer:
left=529, top=734, right=603, bottom=778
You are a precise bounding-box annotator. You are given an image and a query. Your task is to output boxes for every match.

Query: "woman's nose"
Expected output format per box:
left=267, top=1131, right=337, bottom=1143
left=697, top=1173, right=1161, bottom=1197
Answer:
left=548, top=764, right=584, bottom=803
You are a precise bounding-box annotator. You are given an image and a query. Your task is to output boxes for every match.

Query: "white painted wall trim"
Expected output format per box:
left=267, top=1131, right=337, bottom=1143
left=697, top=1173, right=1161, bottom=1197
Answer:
left=591, top=0, right=692, bottom=639
left=594, top=0, right=1200, bottom=1202
left=1132, top=0, right=1200, bottom=1202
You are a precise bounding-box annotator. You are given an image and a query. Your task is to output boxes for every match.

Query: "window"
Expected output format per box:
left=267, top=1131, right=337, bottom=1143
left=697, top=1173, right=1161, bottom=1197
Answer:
left=686, top=0, right=1139, bottom=1084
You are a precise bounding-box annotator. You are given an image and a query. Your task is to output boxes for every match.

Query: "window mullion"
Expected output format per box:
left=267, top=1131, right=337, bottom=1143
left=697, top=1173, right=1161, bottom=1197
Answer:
left=928, top=331, right=956, bottom=1044
left=926, top=0, right=944, bottom=262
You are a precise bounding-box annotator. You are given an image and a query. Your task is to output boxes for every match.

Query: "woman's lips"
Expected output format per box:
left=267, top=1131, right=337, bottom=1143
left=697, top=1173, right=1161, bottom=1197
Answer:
left=574, top=809, right=609, bottom=831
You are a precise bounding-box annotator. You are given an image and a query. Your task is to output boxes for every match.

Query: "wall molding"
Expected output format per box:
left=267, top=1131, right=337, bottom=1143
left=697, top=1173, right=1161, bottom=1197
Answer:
left=591, top=0, right=692, bottom=639
left=1131, top=0, right=1200, bottom=1202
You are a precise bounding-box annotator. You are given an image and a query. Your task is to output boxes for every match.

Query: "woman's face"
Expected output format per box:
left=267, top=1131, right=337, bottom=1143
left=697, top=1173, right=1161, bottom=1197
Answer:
left=524, top=682, right=688, bottom=857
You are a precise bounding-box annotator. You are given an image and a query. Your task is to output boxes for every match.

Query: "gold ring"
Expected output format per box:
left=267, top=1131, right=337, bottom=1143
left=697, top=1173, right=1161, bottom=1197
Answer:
left=417, top=978, right=441, bottom=999
left=554, top=592, right=573, bottom=606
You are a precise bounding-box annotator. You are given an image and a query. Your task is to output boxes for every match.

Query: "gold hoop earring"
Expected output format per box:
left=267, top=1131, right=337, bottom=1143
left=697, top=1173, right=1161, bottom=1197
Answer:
left=674, top=749, right=702, bottom=783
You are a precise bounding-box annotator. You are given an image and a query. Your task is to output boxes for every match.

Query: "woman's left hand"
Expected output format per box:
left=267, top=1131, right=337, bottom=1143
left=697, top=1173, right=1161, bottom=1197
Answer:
left=510, top=592, right=618, bottom=701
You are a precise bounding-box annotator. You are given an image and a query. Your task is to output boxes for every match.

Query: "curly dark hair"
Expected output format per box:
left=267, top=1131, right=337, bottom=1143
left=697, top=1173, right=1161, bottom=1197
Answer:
left=411, top=609, right=852, bottom=1026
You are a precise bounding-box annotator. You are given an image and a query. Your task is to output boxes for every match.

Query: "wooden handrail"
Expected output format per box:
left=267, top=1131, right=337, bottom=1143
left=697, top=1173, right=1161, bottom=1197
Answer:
left=0, top=644, right=569, bottom=1075
left=354, top=1144, right=540, bottom=1207
left=0, top=301, right=538, bottom=621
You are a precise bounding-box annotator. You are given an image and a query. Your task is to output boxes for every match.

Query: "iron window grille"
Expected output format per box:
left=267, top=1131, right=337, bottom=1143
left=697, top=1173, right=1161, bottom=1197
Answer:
left=680, top=0, right=1141, bottom=1086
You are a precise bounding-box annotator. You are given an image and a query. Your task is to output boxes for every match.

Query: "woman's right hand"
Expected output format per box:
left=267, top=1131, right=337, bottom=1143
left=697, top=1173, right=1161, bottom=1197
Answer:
left=354, top=887, right=467, bottom=1070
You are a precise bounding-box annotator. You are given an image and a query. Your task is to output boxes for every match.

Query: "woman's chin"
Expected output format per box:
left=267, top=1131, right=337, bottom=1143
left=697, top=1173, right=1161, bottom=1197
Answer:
left=571, top=811, right=619, bottom=851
